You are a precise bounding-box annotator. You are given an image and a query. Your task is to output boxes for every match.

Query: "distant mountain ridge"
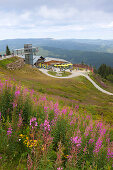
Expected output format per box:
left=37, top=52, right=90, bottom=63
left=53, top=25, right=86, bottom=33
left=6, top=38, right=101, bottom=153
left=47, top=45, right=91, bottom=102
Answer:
left=0, top=38, right=113, bottom=68
left=0, top=38, right=113, bottom=52
left=38, top=46, right=113, bottom=68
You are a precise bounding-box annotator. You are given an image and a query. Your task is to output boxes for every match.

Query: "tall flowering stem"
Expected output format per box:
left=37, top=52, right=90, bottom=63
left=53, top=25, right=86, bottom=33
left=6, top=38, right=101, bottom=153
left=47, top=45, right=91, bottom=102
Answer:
left=55, top=141, right=64, bottom=169
left=41, top=119, right=53, bottom=165
left=67, top=136, right=82, bottom=168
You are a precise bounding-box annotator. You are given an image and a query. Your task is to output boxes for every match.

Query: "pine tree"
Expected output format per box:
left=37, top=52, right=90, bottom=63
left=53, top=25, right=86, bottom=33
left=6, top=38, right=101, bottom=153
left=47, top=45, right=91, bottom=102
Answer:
left=6, top=45, right=11, bottom=56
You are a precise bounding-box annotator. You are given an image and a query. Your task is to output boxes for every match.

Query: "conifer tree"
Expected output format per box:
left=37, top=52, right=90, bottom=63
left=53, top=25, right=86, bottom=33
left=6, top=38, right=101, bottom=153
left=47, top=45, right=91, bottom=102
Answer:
left=6, top=45, right=11, bottom=56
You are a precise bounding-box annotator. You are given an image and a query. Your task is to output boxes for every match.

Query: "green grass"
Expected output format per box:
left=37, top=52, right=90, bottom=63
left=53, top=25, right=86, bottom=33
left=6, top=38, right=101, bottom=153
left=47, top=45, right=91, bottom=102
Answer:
left=89, top=72, right=113, bottom=93
left=0, top=63, right=113, bottom=123
left=48, top=71, right=72, bottom=77
left=48, top=70, right=57, bottom=76
left=61, top=71, right=72, bottom=77
left=0, top=56, right=19, bottom=68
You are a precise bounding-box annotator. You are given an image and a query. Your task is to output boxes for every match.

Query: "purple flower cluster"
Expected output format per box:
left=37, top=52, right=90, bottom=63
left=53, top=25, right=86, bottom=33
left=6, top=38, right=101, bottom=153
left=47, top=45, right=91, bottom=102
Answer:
left=88, top=138, right=94, bottom=144
left=44, top=120, right=50, bottom=131
left=57, top=167, right=63, bottom=170
left=107, top=148, right=113, bottom=159
left=93, top=137, right=102, bottom=154
left=71, top=136, right=82, bottom=147
left=15, top=90, right=20, bottom=96
left=0, top=112, right=1, bottom=119
left=44, top=106, right=48, bottom=113
left=30, top=117, right=38, bottom=128
left=7, top=127, right=12, bottom=137
left=17, top=113, right=23, bottom=128
left=62, top=108, right=67, bottom=115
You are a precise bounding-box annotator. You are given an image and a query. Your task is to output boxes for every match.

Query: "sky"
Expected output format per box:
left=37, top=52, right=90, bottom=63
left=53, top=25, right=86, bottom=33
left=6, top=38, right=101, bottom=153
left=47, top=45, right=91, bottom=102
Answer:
left=0, top=0, right=113, bottom=40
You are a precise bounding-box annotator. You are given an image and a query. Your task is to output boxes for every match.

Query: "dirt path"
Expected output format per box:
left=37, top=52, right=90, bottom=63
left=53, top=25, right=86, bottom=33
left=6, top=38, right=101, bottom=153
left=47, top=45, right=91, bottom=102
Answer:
left=39, top=68, right=113, bottom=96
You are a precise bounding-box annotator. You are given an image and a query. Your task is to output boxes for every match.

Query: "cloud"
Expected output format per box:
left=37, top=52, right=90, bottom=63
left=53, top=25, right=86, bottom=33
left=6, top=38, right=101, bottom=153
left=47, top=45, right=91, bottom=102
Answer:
left=38, top=6, right=76, bottom=20
left=99, top=22, right=113, bottom=28
left=0, top=0, right=113, bottom=40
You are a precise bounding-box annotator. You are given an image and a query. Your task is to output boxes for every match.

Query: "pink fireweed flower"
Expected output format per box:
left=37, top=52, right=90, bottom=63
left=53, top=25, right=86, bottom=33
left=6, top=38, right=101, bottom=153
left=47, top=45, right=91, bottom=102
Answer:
left=70, top=120, right=74, bottom=125
left=15, top=90, right=20, bottom=96
left=106, top=138, right=110, bottom=143
left=30, top=117, right=38, bottom=128
left=7, top=127, right=12, bottom=137
left=99, top=128, right=106, bottom=135
left=41, top=96, right=46, bottom=101
left=71, top=136, right=82, bottom=147
left=12, top=99, right=17, bottom=108
left=83, top=144, right=87, bottom=154
left=86, top=115, right=91, bottom=120
left=57, top=167, right=63, bottom=170
left=44, top=106, right=48, bottom=113
left=17, top=113, right=23, bottom=128
left=96, top=122, right=103, bottom=129
left=69, top=110, right=73, bottom=116
left=93, top=137, right=103, bottom=154
left=44, top=119, right=50, bottom=131
left=88, top=138, right=94, bottom=144
left=84, top=120, right=93, bottom=137
left=75, top=105, right=79, bottom=109
left=0, top=112, right=2, bottom=121
left=62, top=108, right=67, bottom=115
left=107, top=148, right=113, bottom=159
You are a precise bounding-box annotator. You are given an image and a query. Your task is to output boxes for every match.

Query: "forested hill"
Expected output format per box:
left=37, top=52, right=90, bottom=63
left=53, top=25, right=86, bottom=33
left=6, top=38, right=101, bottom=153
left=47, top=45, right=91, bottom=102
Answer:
left=38, top=46, right=113, bottom=68
left=0, top=38, right=113, bottom=68
left=1, top=38, right=113, bottom=52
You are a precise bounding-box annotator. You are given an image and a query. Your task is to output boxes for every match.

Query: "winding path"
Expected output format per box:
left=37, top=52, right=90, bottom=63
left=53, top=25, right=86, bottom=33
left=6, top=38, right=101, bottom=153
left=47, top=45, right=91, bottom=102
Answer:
left=39, top=68, right=113, bottom=96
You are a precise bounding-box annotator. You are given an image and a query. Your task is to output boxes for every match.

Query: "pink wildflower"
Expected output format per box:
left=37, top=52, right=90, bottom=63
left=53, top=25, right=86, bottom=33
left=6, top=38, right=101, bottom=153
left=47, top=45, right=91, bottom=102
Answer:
left=83, top=144, right=87, bottom=154
left=62, top=108, right=67, bottom=115
left=88, top=138, right=94, bottom=144
left=15, top=90, right=20, bottom=96
left=71, top=136, right=82, bottom=147
left=57, top=167, right=63, bottom=170
left=7, top=127, right=12, bottom=137
left=44, top=120, right=50, bottom=131
left=93, top=137, right=102, bottom=154
left=17, top=113, right=23, bottom=128
left=30, top=117, right=38, bottom=128
left=75, top=105, right=79, bottom=110
left=69, top=110, right=73, bottom=116
left=107, top=148, right=113, bottom=159
left=44, top=106, right=48, bottom=113
left=0, top=112, right=1, bottom=118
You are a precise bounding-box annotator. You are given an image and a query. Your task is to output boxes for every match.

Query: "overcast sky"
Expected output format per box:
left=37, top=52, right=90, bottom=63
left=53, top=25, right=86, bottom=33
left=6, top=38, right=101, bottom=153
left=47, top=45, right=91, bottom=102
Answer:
left=0, top=0, right=113, bottom=40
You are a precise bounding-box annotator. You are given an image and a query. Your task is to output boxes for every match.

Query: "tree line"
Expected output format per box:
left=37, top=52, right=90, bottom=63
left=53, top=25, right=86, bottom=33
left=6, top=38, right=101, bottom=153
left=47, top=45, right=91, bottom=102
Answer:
left=97, top=64, right=113, bottom=83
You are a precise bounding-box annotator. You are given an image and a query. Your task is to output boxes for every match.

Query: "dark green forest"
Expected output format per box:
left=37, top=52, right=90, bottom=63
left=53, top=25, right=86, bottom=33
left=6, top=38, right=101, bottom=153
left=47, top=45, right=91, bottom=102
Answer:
left=41, top=46, right=113, bottom=68
left=98, top=64, right=113, bottom=82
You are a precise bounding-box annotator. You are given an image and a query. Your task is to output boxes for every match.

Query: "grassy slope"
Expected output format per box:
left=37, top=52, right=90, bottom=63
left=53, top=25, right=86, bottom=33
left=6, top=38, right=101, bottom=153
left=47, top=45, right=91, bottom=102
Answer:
left=89, top=72, right=113, bottom=93
left=0, top=56, right=19, bottom=68
left=0, top=58, right=113, bottom=123
left=48, top=71, right=72, bottom=77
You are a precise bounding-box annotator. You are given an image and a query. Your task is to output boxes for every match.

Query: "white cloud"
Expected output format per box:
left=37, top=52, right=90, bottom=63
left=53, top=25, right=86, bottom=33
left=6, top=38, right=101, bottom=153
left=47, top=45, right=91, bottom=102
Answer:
left=38, top=6, right=76, bottom=20
left=99, top=22, right=113, bottom=28
left=0, top=0, right=113, bottom=39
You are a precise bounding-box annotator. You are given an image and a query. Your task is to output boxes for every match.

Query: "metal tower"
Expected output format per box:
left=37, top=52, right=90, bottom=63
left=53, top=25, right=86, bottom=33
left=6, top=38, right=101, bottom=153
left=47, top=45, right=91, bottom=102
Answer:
left=24, top=44, right=33, bottom=65
left=13, top=44, right=38, bottom=65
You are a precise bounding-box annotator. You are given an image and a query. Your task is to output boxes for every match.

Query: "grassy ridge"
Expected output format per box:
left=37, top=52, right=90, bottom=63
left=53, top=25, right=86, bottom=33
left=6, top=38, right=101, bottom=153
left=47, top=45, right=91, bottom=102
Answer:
left=0, top=57, right=113, bottom=123
left=0, top=56, right=19, bottom=68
